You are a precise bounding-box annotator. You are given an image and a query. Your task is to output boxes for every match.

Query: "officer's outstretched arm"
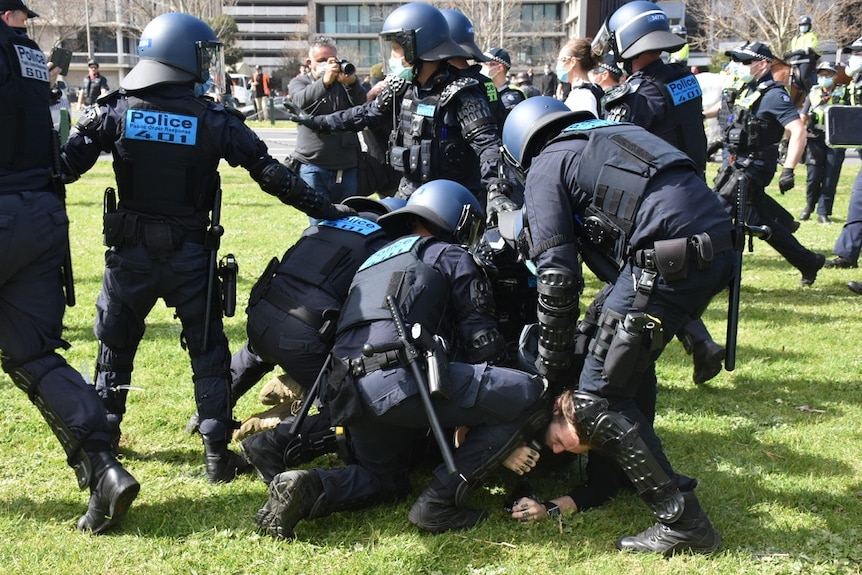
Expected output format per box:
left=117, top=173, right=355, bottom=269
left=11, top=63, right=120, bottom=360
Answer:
left=248, top=157, right=352, bottom=220
left=536, top=269, right=581, bottom=380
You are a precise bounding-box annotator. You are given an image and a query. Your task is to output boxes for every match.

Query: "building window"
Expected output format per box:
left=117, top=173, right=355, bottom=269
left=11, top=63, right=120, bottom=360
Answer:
left=518, top=3, right=561, bottom=33
left=318, top=4, right=391, bottom=35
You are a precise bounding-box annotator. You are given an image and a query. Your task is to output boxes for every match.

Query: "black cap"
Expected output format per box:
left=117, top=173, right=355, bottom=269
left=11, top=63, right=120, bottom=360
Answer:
left=0, top=0, right=38, bottom=18
left=597, top=53, right=624, bottom=78
left=87, top=59, right=99, bottom=67
left=483, top=47, right=511, bottom=68
left=725, top=42, right=775, bottom=62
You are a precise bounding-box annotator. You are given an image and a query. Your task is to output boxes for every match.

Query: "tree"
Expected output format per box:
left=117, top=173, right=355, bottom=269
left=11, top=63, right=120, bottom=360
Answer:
left=209, top=13, right=243, bottom=68
left=686, top=0, right=860, bottom=58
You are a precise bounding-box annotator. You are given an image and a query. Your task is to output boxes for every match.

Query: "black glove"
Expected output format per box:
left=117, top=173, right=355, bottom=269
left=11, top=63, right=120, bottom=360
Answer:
left=319, top=202, right=356, bottom=221
left=778, top=167, right=795, bottom=194
left=486, top=179, right=517, bottom=225
left=374, top=75, right=408, bottom=113
left=282, top=100, right=329, bottom=133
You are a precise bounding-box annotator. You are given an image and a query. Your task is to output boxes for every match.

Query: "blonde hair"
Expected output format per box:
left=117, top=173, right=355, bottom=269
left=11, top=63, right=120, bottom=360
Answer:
left=560, top=38, right=597, bottom=72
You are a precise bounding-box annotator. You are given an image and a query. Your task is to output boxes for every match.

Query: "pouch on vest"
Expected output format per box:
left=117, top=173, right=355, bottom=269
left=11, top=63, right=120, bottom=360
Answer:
left=390, top=145, right=410, bottom=174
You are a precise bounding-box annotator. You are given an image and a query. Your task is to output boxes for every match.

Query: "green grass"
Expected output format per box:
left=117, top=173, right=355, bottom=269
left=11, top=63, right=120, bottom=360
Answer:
left=2, top=160, right=861, bottom=574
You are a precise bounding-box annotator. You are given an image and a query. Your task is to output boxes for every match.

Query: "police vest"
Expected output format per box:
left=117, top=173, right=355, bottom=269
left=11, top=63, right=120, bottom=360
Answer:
left=276, top=216, right=389, bottom=302
left=606, top=63, right=706, bottom=173
left=807, top=85, right=850, bottom=131
left=850, top=75, right=862, bottom=106
left=0, top=26, right=52, bottom=172
left=547, top=119, right=695, bottom=273
left=113, top=94, right=219, bottom=217
left=724, top=80, right=787, bottom=156
left=337, top=235, right=450, bottom=338
left=389, top=70, right=485, bottom=192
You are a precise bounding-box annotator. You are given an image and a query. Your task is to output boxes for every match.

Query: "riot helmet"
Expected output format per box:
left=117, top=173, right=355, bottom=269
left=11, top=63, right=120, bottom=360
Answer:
left=501, top=96, right=594, bottom=178
left=592, top=1, right=685, bottom=62
left=121, top=12, right=225, bottom=93
left=441, top=9, right=488, bottom=61
left=798, top=15, right=812, bottom=34
left=378, top=180, right=485, bottom=247
left=379, top=2, right=467, bottom=71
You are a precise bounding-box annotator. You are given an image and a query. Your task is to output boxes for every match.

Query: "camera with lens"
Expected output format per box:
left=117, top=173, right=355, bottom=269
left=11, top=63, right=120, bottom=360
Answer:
left=337, top=59, right=356, bottom=76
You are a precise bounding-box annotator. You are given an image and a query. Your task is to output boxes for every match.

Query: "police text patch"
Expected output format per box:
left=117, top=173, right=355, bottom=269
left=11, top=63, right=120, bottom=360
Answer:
left=124, top=109, right=198, bottom=145
left=14, top=44, right=49, bottom=83
left=319, top=216, right=382, bottom=236
left=666, top=74, right=702, bottom=106
left=358, top=235, right=421, bottom=271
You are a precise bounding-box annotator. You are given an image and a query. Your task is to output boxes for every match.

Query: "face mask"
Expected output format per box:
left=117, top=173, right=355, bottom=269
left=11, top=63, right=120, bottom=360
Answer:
left=388, top=57, right=406, bottom=76
left=847, top=55, right=862, bottom=75
left=737, top=64, right=754, bottom=83
left=480, top=65, right=492, bottom=78
left=799, top=25, right=810, bottom=34
left=817, top=76, right=834, bottom=89
left=315, top=63, right=329, bottom=77
left=555, top=64, right=569, bottom=84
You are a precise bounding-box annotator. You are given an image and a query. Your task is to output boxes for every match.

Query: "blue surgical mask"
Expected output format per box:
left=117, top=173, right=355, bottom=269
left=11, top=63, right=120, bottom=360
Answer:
left=817, top=76, right=834, bottom=89
left=388, top=57, right=406, bottom=76
left=555, top=64, right=569, bottom=84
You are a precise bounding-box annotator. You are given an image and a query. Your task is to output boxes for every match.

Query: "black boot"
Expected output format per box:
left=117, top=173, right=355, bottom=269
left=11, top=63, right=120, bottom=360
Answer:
left=615, top=491, right=721, bottom=556
left=106, top=413, right=122, bottom=455
left=255, top=469, right=325, bottom=540
left=408, top=480, right=487, bottom=534
left=204, top=441, right=254, bottom=484
left=77, top=451, right=140, bottom=534
left=240, top=427, right=290, bottom=485
left=691, top=339, right=725, bottom=385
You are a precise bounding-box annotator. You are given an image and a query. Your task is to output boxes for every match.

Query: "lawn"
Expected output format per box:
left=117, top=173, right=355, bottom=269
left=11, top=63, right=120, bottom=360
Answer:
left=1, top=159, right=860, bottom=575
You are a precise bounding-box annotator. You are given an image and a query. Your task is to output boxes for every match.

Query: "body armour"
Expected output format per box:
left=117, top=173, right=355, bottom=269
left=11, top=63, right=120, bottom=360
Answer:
left=547, top=119, right=695, bottom=274
left=337, top=235, right=450, bottom=340
left=606, top=63, right=706, bottom=173
left=112, top=94, right=220, bottom=217
left=276, top=216, right=389, bottom=302
left=389, top=73, right=489, bottom=195
left=0, top=26, right=53, bottom=173
left=723, top=80, right=787, bottom=159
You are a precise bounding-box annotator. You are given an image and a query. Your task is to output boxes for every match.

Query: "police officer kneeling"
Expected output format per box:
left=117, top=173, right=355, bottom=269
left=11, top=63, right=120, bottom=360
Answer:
left=254, top=180, right=548, bottom=540
left=502, top=97, right=733, bottom=555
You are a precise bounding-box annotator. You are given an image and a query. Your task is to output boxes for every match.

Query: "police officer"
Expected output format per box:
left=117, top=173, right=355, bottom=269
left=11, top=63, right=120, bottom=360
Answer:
left=287, top=2, right=518, bottom=221
left=791, top=16, right=819, bottom=52
left=481, top=47, right=527, bottom=124
left=799, top=62, right=850, bottom=223
left=0, top=0, right=139, bottom=533
left=254, top=179, right=548, bottom=540
left=718, top=41, right=825, bottom=286
left=593, top=1, right=724, bottom=383
left=59, top=13, right=350, bottom=484
left=502, top=97, right=733, bottom=555
left=226, top=196, right=404, bottom=449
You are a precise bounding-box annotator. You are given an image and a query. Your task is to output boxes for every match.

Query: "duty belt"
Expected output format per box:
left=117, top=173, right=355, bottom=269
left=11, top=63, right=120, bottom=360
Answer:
left=349, top=350, right=402, bottom=377
left=261, top=287, right=337, bottom=339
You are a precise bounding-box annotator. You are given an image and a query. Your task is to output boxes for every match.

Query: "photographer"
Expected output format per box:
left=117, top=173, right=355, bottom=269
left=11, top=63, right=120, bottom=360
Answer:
left=288, top=36, right=367, bottom=216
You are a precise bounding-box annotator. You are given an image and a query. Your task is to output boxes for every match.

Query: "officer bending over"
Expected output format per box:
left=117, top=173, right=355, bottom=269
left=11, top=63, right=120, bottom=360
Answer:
left=255, top=179, right=548, bottom=540
left=501, top=97, right=734, bottom=555
left=60, top=13, right=350, bottom=484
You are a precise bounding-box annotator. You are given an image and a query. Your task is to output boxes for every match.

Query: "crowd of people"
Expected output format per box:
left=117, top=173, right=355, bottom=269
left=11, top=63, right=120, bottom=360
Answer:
left=3, top=0, right=862, bottom=560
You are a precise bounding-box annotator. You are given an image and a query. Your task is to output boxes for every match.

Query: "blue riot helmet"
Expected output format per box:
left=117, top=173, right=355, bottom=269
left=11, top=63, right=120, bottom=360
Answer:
left=501, top=96, right=593, bottom=180
left=591, top=1, right=685, bottom=63
left=121, top=12, right=225, bottom=93
left=379, top=2, right=468, bottom=73
left=378, top=179, right=485, bottom=247
left=441, top=9, right=488, bottom=61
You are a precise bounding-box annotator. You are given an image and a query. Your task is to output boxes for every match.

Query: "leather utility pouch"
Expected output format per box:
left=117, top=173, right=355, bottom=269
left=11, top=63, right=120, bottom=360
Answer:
left=389, top=145, right=410, bottom=174
left=690, top=233, right=714, bottom=270
left=248, top=256, right=278, bottom=307
left=419, top=141, right=433, bottom=182
left=653, top=237, right=689, bottom=281
left=103, top=212, right=126, bottom=247
left=142, top=222, right=174, bottom=260
left=320, top=356, right=363, bottom=425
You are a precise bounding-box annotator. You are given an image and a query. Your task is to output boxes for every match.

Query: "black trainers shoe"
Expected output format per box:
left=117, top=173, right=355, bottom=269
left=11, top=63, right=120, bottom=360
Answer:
left=204, top=441, right=254, bottom=484
left=408, top=496, right=487, bottom=533
left=799, top=254, right=826, bottom=287
left=77, top=452, right=140, bottom=534
left=824, top=256, right=857, bottom=269
left=615, top=514, right=721, bottom=556
left=848, top=281, right=862, bottom=296
left=799, top=209, right=811, bottom=221
left=255, top=470, right=324, bottom=540
left=691, top=340, right=725, bottom=385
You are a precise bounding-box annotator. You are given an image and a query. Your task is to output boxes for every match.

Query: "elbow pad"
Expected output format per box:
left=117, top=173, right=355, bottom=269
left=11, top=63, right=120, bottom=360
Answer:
left=468, top=327, right=508, bottom=364
left=536, top=269, right=581, bottom=370
left=252, top=160, right=340, bottom=220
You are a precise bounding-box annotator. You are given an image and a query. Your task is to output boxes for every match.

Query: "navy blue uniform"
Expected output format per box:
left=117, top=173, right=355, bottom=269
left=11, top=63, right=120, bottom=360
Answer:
left=523, top=121, right=734, bottom=500
left=309, top=235, right=544, bottom=511
left=725, top=72, right=823, bottom=276
left=800, top=83, right=850, bottom=218
left=61, top=84, right=336, bottom=446
left=831, top=166, right=862, bottom=264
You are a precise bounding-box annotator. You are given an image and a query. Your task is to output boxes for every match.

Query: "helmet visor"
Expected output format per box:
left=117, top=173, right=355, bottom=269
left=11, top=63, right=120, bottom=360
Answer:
left=500, top=144, right=527, bottom=187
left=198, top=40, right=225, bottom=93
left=592, top=23, right=612, bottom=57
left=380, top=30, right=417, bottom=66
left=455, top=204, right=485, bottom=250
